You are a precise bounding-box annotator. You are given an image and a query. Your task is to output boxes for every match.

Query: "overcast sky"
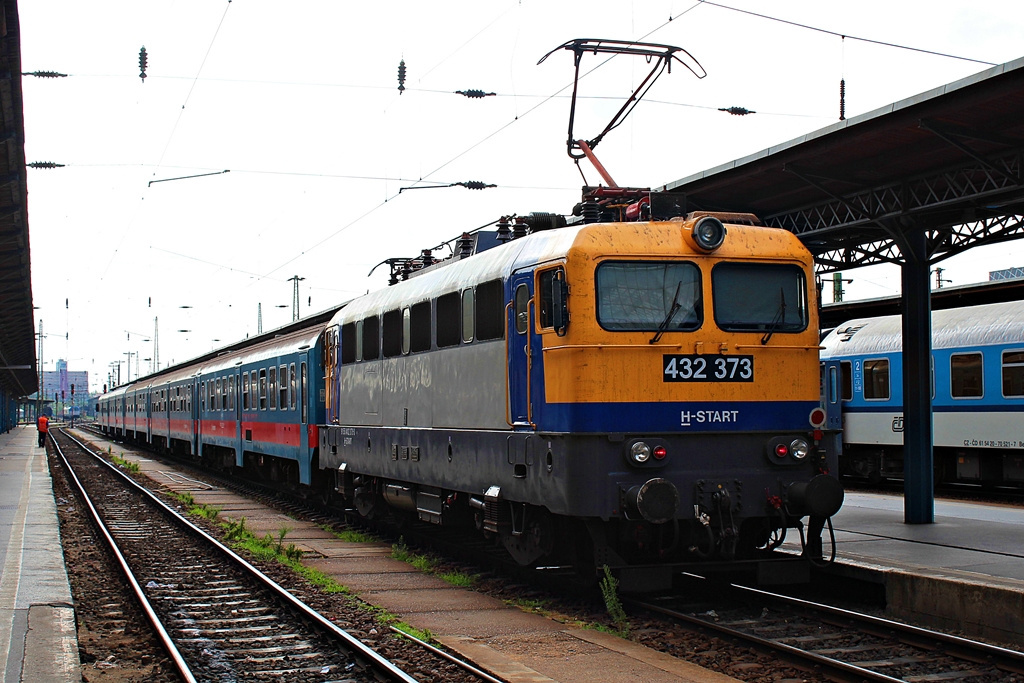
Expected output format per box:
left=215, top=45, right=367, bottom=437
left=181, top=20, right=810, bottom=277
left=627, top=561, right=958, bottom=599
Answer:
left=18, top=0, right=1024, bottom=393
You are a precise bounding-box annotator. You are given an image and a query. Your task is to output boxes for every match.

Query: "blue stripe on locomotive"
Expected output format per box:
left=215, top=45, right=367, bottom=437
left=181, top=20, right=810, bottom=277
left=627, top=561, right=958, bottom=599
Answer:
left=538, top=400, right=821, bottom=432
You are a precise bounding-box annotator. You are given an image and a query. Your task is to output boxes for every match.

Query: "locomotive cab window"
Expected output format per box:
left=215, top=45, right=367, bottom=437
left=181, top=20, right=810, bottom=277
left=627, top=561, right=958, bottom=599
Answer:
left=538, top=267, right=567, bottom=331
left=712, top=262, right=807, bottom=333
left=596, top=261, right=701, bottom=331
left=514, top=283, right=530, bottom=334
left=950, top=352, right=983, bottom=398
left=1003, top=350, right=1024, bottom=397
left=863, top=358, right=890, bottom=400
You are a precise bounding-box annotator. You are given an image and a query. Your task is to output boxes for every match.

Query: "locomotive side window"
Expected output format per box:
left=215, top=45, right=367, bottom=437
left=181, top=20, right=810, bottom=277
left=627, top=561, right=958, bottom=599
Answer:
left=476, top=279, right=504, bottom=341
left=436, top=292, right=460, bottom=348
left=341, top=323, right=356, bottom=364
left=596, top=261, right=701, bottom=331
left=862, top=358, right=890, bottom=400
left=840, top=361, right=852, bottom=400
left=514, top=284, right=530, bottom=334
left=382, top=309, right=402, bottom=357
left=950, top=352, right=983, bottom=398
left=402, top=308, right=411, bottom=355
left=362, top=316, right=380, bottom=360
left=712, top=262, right=807, bottom=333
left=462, top=289, right=474, bottom=343
left=410, top=301, right=431, bottom=352
left=259, top=369, right=267, bottom=410
left=1003, top=350, right=1024, bottom=397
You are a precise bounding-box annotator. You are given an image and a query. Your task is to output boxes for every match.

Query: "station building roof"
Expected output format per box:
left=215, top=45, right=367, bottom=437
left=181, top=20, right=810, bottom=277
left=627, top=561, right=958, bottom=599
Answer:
left=0, top=0, right=38, bottom=399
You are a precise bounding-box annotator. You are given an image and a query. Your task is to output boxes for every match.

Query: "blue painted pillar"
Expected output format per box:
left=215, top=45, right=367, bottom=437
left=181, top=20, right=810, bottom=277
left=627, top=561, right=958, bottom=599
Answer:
left=901, top=227, right=934, bottom=523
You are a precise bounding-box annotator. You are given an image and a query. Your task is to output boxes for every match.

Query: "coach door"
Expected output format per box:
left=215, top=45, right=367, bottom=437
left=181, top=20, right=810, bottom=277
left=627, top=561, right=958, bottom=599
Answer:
left=508, top=270, right=537, bottom=429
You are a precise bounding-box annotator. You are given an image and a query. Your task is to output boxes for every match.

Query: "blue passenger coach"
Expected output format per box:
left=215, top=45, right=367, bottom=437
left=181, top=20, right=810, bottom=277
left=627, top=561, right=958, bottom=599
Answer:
left=820, top=300, right=1024, bottom=484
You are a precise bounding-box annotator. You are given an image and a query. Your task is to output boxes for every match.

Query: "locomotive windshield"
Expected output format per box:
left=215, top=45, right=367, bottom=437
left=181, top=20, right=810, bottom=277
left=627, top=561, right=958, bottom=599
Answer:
left=595, top=261, right=701, bottom=331
left=712, top=262, right=808, bottom=332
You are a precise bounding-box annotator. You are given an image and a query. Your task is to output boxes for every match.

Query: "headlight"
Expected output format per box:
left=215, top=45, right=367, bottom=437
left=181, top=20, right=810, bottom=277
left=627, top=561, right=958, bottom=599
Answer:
left=693, top=216, right=726, bottom=251
left=630, top=442, right=651, bottom=464
left=790, top=438, right=810, bottom=460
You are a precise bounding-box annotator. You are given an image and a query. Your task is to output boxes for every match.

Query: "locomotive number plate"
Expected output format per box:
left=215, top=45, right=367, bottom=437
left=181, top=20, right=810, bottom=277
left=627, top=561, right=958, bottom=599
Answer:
left=662, top=354, right=754, bottom=382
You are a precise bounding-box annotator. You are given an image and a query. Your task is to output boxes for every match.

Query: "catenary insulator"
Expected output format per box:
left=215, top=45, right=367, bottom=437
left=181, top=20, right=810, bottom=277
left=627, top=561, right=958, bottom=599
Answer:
left=139, top=46, right=148, bottom=82
left=397, top=59, right=407, bottom=94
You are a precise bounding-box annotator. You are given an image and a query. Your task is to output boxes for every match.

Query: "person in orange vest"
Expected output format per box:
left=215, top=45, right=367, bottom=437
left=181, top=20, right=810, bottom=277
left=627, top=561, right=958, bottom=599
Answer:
left=37, top=413, right=48, bottom=447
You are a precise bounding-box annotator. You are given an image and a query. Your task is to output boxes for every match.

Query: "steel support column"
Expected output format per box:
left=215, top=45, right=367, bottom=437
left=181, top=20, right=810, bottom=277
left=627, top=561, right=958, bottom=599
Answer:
left=901, top=227, right=934, bottom=523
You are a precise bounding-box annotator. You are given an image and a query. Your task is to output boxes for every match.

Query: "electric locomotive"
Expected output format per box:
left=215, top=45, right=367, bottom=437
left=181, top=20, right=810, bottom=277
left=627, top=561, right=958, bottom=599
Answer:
left=318, top=198, right=844, bottom=588
left=97, top=196, right=844, bottom=589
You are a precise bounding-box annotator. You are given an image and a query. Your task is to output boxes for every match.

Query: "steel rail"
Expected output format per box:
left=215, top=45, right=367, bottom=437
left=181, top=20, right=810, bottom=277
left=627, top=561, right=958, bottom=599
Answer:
left=631, top=596, right=906, bottom=683
left=50, top=432, right=197, bottom=683
left=727, top=581, right=1024, bottom=675
left=58, top=428, right=420, bottom=683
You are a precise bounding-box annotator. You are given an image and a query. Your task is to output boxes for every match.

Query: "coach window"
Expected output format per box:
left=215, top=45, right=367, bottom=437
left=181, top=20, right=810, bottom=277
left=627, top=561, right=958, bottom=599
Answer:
left=951, top=352, right=983, bottom=398
left=201, top=382, right=206, bottom=411
left=382, top=309, right=402, bottom=357
left=462, top=289, right=475, bottom=343
left=228, top=376, right=235, bottom=411
left=476, top=279, right=504, bottom=341
left=1003, top=351, right=1024, bottom=397
left=259, top=369, right=267, bottom=409
left=840, top=361, right=853, bottom=401
left=410, top=301, right=431, bottom=352
left=289, top=363, right=297, bottom=409
left=862, top=358, right=890, bottom=400
left=437, top=292, right=460, bottom=348
left=300, top=361, right=308, bottom=423
left=269, top=366, right=278, bottom=409
left=279, top=364, right=288, bottom=407
left=341, top=323, right=356, bottom=364
left=242, top=373, right=250, bottom=410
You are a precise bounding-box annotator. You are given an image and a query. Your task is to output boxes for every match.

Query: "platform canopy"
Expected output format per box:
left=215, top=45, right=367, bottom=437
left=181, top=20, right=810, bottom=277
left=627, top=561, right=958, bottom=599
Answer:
left=660, top=56, right=1024, bottom=270
left=0, top=0, right=37, bottom=400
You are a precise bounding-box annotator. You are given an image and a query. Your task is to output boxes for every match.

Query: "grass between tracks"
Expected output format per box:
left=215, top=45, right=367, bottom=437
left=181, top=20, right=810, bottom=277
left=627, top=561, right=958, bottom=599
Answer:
left=391, top=537, right=478, bottom=588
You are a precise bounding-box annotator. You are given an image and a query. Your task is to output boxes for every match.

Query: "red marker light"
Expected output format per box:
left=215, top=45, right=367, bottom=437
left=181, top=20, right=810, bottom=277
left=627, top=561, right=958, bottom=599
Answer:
left=653, top=446, right=667, bottom=460
left=774, top=443, right=789, bottom=458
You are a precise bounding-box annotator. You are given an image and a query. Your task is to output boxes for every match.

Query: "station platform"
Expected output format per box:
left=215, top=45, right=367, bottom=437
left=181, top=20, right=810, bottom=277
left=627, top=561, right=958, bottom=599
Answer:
left=820, top=490, right=1024, bottom=646
left=0, top=426, right=79, bottom=683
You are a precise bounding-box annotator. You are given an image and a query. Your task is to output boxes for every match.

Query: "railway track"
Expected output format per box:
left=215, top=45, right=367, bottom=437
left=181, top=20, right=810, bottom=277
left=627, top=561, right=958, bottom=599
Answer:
left=51, top=428, right=419, bottom=683
left=632, top=575, right=1024, bottom=682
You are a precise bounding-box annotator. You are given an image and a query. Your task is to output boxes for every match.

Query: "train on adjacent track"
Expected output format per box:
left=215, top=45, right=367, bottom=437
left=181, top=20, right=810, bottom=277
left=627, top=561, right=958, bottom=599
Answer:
left=821, top=299, right=1024, bottom=487
left=97, top=190, right=845, bottom=589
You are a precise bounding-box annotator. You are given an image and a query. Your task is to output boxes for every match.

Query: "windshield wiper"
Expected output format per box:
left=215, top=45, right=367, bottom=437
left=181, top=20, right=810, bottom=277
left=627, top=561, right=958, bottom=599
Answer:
left=760, top=287, right=787, bottom=345
left=649, top=281, right=683, bottom=344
